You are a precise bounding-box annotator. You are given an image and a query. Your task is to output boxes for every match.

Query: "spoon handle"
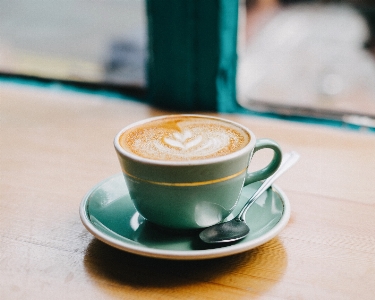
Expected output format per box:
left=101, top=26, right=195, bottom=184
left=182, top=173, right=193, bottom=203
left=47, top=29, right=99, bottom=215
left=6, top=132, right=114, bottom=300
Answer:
left=237, top=151, right=300, bottom=222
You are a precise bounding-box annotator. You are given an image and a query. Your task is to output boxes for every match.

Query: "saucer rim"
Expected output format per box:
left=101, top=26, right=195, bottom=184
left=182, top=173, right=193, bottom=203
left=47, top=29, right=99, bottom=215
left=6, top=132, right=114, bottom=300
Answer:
left=79, top=173, right=291, bottom=260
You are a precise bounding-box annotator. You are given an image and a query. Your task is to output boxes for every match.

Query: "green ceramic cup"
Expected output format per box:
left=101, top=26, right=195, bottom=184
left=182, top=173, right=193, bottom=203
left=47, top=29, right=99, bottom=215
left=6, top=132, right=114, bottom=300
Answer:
left=114, top=115, right=282, bottom=230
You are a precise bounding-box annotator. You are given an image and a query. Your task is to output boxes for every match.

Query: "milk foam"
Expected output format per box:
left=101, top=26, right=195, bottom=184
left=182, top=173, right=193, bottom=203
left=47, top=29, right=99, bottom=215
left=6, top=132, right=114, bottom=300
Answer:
left=120, top=116, right=250, bottom=161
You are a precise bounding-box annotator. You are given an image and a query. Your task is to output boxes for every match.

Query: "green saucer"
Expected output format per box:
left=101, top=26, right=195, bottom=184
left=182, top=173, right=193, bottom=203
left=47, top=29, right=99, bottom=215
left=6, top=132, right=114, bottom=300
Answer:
left=79, top=174, right=290, bottom=260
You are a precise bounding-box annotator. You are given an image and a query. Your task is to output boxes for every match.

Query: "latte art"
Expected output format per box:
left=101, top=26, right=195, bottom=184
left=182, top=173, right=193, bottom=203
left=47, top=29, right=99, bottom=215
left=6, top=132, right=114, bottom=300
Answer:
left=119, top=116, right=250, bottom=161
left=157, top=129, right=230, bottom=158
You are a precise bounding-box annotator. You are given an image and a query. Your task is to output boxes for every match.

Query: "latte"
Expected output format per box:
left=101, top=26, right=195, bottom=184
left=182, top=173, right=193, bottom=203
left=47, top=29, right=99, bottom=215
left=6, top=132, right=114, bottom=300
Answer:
left=119, top=115, right=250, bottom=161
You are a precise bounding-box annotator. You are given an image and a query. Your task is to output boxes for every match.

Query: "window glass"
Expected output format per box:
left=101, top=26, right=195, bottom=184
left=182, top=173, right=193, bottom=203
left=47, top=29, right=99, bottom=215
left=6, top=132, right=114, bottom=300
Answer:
left=1, top=0, right=374, bottom=122
left=0, top=0, right=146, bottom=87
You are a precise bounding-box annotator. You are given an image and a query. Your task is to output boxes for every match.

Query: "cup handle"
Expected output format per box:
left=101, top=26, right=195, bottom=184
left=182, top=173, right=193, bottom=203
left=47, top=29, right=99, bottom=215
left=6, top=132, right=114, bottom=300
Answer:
left=244, top=138, right=282, bottom=186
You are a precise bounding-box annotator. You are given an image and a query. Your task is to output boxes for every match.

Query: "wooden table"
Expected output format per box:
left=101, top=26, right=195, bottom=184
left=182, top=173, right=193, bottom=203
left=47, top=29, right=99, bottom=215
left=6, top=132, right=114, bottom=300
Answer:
left=1, top=83, right=374, bottom=299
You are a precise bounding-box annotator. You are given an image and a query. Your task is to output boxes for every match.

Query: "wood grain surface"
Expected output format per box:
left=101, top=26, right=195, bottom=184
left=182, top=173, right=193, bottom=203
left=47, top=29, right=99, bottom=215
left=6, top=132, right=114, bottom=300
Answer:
left=1, top=83, right=374, bottom=299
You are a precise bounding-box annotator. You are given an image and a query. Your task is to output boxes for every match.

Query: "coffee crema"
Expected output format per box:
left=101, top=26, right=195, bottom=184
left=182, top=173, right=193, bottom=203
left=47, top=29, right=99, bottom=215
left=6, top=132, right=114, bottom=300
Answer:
left=119, top=116, right=250, bottom=161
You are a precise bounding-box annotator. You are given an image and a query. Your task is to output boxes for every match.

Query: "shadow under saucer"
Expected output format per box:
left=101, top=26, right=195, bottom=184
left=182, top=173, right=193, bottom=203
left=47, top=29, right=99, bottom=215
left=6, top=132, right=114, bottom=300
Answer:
left=83, top=236, right=288, bottom=296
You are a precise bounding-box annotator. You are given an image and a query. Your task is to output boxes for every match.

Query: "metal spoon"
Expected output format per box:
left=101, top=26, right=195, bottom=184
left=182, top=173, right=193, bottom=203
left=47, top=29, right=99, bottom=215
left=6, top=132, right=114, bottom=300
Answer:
left=199, top=151, right=300, bottom=244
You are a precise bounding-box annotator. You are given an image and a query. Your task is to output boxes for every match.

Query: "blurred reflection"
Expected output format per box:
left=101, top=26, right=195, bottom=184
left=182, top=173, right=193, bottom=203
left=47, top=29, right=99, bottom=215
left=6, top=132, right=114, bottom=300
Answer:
left=0, top=0, right=374, bottom=125
left=238, top=0, right=375, bottom=124
left=0, top=0, right=146, bottom=86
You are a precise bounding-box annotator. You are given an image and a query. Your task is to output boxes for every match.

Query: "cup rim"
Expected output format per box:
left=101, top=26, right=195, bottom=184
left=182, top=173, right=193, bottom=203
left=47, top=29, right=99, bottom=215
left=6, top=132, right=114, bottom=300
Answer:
left=114, top=114, right=256, bottom=166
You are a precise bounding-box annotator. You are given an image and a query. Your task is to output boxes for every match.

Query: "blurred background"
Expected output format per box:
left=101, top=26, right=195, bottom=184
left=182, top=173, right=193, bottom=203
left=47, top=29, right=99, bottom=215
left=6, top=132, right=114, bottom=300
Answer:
left=1, top=0, right=375, bottom=125
left=238, top=0, right=375, bottom=125
left=0, top=0, right=147, bottom=87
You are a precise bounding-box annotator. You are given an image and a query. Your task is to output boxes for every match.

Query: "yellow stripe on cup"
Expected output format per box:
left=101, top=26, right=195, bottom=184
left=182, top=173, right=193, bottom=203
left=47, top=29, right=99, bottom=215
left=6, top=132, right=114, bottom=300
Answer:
left=122, top=168, right=247, bottom=187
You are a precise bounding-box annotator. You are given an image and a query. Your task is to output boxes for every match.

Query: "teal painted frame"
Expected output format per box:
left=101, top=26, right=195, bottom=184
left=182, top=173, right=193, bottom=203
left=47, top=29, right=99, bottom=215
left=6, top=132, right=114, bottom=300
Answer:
left=3, top=74, right=373, bottom=132
left=146, top=0, right=240, bottom=112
